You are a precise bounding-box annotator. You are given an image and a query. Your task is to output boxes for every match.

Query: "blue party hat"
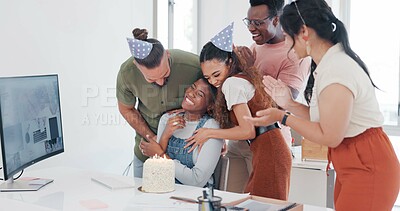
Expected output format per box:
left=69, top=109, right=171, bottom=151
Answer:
left=210, top=22, right=234, bottom=52
left=126, top=37, right=153, bottom=59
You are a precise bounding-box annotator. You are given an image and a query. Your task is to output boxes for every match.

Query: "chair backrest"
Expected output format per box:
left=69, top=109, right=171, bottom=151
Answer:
left=213, top=155, right=229, bottom=191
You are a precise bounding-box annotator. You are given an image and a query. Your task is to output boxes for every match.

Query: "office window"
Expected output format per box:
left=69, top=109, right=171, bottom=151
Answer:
left=157, top=0, right=198, bottom=54
left=348, top=1, right=400, bottom=207
left=348, top=1, right=400, bottom=134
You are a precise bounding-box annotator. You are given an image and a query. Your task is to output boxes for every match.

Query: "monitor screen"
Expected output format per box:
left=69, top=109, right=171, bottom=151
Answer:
left=0, top=74, right=64, bottom=181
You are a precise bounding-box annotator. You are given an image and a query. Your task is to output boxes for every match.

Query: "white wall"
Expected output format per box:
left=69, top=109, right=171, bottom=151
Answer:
left=0, top=0, right=253, bottom=177
left=0, top=0, right=153, bottom=175
left=0, top=0, right=256, bottom=177
left=198, top=0, right=254, bottom=53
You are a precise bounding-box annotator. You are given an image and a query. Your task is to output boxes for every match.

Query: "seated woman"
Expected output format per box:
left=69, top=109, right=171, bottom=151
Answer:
left=140, top=78, right=223, bottom=187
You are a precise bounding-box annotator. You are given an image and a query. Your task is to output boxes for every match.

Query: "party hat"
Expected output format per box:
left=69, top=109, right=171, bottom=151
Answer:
left=210, top=22, right=234, bottom=52
left=126, top=37, right=153, bottom=59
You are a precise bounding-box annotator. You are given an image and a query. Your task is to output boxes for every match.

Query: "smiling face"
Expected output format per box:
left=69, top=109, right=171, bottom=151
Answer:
left=201, top=59, right=230, bottom=88
left=181, top=79, right=213, bottom=115
left=246, top=5, right=277, bottom=45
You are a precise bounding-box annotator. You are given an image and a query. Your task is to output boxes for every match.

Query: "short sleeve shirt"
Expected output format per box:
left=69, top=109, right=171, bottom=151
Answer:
left=221, top=76, right=255, bottom=110
left=309, top=44, right=384, bottom=137
left=251, top=41, right=310, bottom=97
left=116, top=49, right=202, bottom=161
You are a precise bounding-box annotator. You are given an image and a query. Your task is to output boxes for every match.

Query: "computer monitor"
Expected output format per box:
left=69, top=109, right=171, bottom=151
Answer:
left=0, top=74, right=64, bottom=191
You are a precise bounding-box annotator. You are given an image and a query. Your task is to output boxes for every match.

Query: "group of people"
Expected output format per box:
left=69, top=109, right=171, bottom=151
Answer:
left=116, top=0, right=400, bottom=210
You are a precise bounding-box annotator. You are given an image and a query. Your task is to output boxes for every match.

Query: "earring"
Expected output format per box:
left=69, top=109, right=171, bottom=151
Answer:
left=306, top=41, right=311, bottom=55
left=302, top=36, right=311, bottom=55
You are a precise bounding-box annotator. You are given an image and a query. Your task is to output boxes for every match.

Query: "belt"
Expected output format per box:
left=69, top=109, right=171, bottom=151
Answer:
left=247, top=122, right=280, bottom=145
left=256, top=122, right=280, bottom=136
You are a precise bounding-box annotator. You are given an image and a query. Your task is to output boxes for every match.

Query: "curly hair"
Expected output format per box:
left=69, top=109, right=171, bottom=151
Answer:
left=200, top=42, right=274, bottom=129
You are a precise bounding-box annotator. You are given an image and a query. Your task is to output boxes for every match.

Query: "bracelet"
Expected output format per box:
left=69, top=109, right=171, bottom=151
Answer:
left=281, top=112, right=291, bottom=126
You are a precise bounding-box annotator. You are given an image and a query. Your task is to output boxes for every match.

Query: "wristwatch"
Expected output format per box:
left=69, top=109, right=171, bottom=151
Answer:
left=281, top=112, right=291, bottom=126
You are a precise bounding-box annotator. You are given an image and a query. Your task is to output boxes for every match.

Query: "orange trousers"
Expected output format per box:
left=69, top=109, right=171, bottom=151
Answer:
left=329, top=127, right=400, bottom=211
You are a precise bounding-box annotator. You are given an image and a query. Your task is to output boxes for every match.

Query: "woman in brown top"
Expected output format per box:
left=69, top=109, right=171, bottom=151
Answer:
left=185, top=40, right=292, bottom=200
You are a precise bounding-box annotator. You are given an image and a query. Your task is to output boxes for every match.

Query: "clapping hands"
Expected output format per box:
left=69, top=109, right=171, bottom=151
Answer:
left=263, top=76, right=293, bottom=110
left=233, top=45, right=256, bottom=70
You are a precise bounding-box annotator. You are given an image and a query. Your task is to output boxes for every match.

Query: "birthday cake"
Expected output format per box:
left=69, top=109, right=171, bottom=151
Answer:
left=142, top=155, right=175, bottom=193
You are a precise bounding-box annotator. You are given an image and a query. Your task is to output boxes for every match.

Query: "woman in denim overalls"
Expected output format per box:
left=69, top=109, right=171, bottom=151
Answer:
left=140, top=78, right=224, bottom=187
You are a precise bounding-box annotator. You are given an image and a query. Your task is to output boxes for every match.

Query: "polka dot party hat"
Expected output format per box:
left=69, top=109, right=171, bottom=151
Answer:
left=126, top=37, right=153, bottom=59
left=210, top=22, right=234, bottom=52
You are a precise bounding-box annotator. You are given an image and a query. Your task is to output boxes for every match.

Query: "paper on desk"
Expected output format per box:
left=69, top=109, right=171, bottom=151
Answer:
left=29, top=179, right=52, bottom=185
left=19, top=177, right=51, bottom=185
left=80, top=199, right=109, bottom=209
left=237, top=199, right=296, bottom=211
left=19, top=177, right=40, bottom=181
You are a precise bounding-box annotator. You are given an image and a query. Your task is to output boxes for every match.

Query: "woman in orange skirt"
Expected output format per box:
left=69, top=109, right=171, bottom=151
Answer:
left=245, top=0, right=400, bottom=210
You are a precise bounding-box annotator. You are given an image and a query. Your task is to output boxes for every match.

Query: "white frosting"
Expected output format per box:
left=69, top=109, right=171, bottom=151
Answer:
left=142, top=156, right=175, bottom=193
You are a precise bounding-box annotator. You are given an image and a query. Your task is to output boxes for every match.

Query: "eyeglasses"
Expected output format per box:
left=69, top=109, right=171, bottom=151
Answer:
left=293, top=0, right=306, bottom=25
left=242, top=17, right=271, bottom=28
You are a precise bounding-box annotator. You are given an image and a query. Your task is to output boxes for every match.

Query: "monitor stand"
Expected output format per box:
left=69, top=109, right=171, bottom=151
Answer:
left=0, top=177, right=54, bottom=192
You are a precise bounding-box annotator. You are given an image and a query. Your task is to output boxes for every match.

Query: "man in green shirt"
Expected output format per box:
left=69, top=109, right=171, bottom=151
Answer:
left=117, top=28, right=202, bottom=177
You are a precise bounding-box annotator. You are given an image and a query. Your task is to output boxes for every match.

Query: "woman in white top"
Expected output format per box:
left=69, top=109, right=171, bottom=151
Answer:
left=140, top=78, right=223, bottom=187
left=185, top=41, right=292, bottom=200
left=245, top=1, right=400, bottom=210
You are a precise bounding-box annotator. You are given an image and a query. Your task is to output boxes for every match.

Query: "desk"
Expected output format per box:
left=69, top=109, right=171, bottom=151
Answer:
left=0, top=167, right=333, bottom=210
